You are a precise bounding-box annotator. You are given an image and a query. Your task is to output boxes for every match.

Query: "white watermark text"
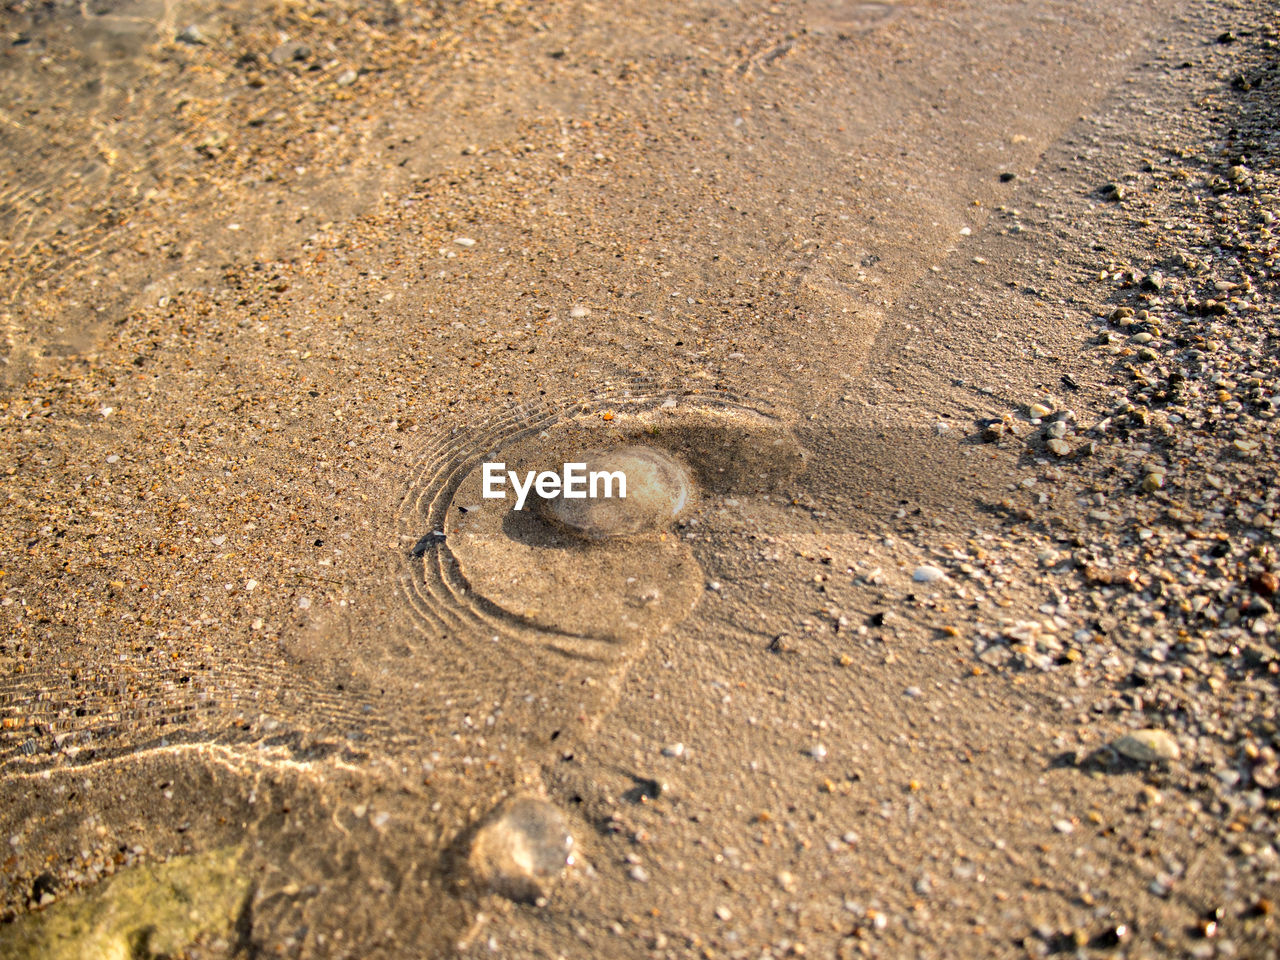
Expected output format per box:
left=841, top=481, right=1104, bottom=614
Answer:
left=482, top=462, right=627, bottom=510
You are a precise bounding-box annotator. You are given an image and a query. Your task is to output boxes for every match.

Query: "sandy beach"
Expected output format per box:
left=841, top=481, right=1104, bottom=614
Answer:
left=2, top=0, right=1279, bottom=956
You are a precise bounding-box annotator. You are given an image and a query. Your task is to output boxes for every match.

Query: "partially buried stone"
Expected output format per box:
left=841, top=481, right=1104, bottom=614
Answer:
left=2, top=846, right=248, bottom=959
left=467, top=796, right=573, bottom=903
left=1114, top=729, right=1180, bottom=763
left=269, top=41, right=310, bottom=65
left=539, top=445, right=691, bottom=540
left=912, top=565, right=947, bottom=583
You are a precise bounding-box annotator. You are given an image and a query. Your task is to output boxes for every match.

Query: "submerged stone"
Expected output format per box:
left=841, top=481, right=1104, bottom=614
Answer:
left=2, top=846, right=248, bottom=960
left=467, top=796, right=574, bottom=903
left=539, top=445, right=691, bottom=540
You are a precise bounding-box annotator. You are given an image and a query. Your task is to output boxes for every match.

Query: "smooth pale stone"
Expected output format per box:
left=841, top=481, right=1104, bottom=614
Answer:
left=540, top=446, right=691, bottom=540
left=1114, top=729, right=1181, bottom=763
left=451, top=436, right=702, bottom=647
left=467, top=796, right=574, bottom=903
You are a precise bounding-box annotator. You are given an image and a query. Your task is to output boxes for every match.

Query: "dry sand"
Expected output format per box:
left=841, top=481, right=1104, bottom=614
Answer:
left=2, top=0, right=1279, bottom=957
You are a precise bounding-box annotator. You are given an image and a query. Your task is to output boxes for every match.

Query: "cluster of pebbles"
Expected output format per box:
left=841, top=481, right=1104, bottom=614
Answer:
left=937, top=15, right=1280, bottom=945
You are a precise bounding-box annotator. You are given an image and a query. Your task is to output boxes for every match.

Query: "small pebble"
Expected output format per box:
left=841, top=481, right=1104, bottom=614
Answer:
left=268, top=41, right=310, bottom=65
left=1114, top=729, right=1181, bottom=763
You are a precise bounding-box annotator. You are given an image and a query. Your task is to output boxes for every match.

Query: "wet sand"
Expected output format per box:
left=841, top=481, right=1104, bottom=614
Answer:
left=3, top=0, right=1280, bottom=957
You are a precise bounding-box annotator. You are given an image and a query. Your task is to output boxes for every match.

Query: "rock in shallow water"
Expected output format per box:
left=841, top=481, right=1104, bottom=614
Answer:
left=539, top=445, right=691, bottom=540
left=467, top=796, right=574, bottom=902
left=3, top=846, right=248, bottom=959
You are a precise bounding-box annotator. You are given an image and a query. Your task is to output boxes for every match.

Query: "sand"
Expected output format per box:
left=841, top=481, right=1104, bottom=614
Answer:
left=2, top=0, right=1279, bottom=956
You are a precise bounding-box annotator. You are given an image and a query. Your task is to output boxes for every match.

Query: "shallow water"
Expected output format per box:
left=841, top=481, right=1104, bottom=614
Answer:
left=0, top=0, right=1175, bottom=955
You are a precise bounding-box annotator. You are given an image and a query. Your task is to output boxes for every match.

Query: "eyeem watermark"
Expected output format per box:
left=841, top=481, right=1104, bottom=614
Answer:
left=482, top=462, right=627, bottom=511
